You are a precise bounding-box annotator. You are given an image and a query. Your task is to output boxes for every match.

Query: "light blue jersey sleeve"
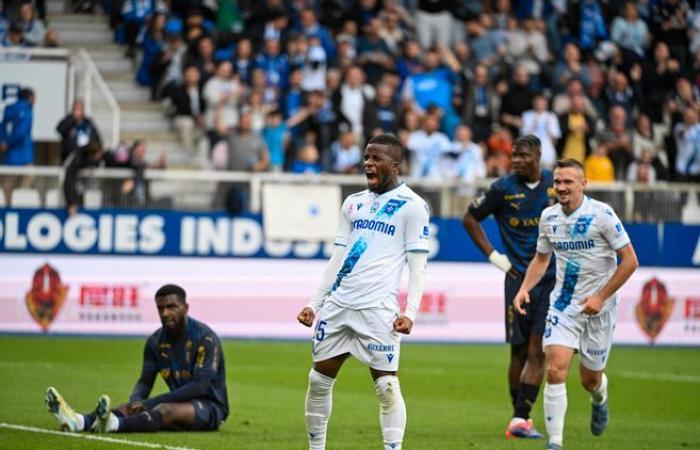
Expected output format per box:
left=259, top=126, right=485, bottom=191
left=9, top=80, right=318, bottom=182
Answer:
left=598, top=206, right=630, bottom=250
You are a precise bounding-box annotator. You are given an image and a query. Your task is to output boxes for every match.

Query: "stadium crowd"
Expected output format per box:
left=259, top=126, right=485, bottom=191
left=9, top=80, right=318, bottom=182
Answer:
left=2, top=0, right=700, bottom=207
left=107, top=0, right=700, bottom=183
left=0, top=0, right=59, bottom=46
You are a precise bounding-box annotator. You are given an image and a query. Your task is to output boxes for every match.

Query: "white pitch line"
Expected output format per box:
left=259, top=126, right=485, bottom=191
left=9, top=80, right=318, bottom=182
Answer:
left=615, top=371, right=700, bottom=383
left=0, top=423, right=200, bottom=450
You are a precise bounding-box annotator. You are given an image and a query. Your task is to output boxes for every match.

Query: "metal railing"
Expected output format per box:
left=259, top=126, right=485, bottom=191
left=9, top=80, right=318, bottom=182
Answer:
left=1, top=166, right=699, bottom=223
left=69, top=49, right=120, bottom=149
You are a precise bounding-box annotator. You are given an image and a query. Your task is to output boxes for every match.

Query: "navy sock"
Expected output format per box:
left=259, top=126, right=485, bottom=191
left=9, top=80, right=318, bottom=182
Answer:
left=118, top=410, right=163, bottom=433
left=510, top=387, right=519, bottom=411
left=82, top=413, right=95, bottom=431
left=514, top=383, right=541, bottom=420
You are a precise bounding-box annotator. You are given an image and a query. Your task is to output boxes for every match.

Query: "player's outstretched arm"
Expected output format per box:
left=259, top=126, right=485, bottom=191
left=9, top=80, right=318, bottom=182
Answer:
left=462, top=212, right=495, bottom=258
left=129, top=341, right=158, bottom=405
left=463, top=211, right=520, bottom=278
left=394, top=251, right=428, bottom=335
left=514, top=252, right=551, bottom=315
left=580, top=243, right=639, bottom=315
left=297, top=244, right=346, bottom=327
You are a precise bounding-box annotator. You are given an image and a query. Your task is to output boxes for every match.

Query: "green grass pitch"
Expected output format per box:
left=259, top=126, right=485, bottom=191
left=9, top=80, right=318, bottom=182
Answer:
left=0, top=336, right=698, bottom=449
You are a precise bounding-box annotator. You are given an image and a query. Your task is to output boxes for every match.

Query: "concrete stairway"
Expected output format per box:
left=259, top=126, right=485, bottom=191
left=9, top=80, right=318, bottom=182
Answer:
left=47, top=11, right=198, bottom=170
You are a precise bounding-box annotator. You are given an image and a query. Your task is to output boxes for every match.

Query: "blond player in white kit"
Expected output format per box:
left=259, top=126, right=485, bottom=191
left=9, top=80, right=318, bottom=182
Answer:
left=513, top=159, right=638, bottom=450
left=297, top=134, right=430, bottom=450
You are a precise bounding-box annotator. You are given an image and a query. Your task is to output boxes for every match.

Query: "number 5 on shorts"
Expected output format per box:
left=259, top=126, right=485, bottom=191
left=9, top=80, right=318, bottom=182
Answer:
left=315, top=320, right=328, bottom=341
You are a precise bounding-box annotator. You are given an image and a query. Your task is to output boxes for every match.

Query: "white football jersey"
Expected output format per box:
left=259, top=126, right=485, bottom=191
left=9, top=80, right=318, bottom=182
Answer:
left=329, top=183, right=430, bottom=311
left=537, top=196, right=631, bottom=316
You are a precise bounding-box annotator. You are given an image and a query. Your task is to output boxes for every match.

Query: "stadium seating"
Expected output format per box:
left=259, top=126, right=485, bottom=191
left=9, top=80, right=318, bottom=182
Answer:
left=10, top=188, right=42, bottom=208
left=45, top=188, right=63, bottom=208
left=682, top=191, right=700, bottom=224
left=83, top=189, right=103, bottom=209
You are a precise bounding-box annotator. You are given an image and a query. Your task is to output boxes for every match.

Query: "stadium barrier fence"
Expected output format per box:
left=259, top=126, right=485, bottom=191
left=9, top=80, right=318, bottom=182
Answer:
left=0, top=166, right=698, bottom=222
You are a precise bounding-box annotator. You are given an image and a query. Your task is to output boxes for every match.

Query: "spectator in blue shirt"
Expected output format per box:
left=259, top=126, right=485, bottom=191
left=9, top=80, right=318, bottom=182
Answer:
left=576, top=0, right=608, bottom=52
left=299, top=8, right=336, bottom=63
left=2, top=21, right=27, bottom=47
left=0, top=88, right=35, bottom=201
left=136, top=13, right=166, bottom=89
left=0, top=7, right=7, bottom=42
left=402, top=44, right=461, bottom=123
left=1, top=87, right=34, bottom=166
left=356, top=17, right=394, bottom=84
left=291, top=143, right=322, bottom=174
left=122, top=0, right=159, bottom=58
left=611, top=2, right=650, bottom=59
left=255, top=38, right=290, bottom=92
left=395, top=39, right=423, bottom=82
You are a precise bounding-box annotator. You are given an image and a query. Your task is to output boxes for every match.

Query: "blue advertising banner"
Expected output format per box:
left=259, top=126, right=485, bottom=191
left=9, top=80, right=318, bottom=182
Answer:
left=0, top=208, right=698, bottom=267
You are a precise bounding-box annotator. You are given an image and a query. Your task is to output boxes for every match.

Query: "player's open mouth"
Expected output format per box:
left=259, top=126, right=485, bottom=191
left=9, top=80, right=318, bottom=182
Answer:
left=366, top=172, right=377, bottom=182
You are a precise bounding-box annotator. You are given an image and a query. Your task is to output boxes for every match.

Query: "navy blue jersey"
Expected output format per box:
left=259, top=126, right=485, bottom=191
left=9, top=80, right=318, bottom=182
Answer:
left=468, top=170, right=556, bottom=278
left=131, top=318, right=228, bottom=419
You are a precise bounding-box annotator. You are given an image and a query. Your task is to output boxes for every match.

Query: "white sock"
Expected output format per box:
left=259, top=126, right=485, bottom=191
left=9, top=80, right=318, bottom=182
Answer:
left=106, top=413, right=120, bottom=432
left=374, top=376, right=406, bottom=450
left=305, top=369, right=336, bottom=450
left=591, top=373, right=608, bottom=406
left=544, top=383, right=567, bottom=447
left=75, top=414, right=85, bottom=431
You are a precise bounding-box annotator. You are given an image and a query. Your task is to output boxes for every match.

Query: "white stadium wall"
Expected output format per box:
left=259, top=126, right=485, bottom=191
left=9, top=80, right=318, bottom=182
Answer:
left=0, top=52, right=69, bottom=142
left=1, top=254, right=698, bottom=346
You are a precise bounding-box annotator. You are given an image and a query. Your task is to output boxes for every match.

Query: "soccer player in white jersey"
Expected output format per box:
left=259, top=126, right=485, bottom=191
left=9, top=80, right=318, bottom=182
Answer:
left=513, top=159, right=638, bottom=450
left=296, top=134, right=430, bottom=450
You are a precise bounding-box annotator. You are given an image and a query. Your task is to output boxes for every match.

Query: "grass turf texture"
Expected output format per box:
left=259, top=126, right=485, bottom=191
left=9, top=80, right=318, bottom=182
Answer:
left=0, top=337, right=698, bottom=450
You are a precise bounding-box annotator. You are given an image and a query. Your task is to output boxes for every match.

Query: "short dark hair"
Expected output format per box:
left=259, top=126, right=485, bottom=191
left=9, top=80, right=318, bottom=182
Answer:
left=155, top=284, right=187, bottom=304
left=555, top=158, right=585, bottom=172
left=513, top=134, right=541, bottom=154
left=368, top=134, right=403, bottom=162
left=19, top=88, right=34, bottom=100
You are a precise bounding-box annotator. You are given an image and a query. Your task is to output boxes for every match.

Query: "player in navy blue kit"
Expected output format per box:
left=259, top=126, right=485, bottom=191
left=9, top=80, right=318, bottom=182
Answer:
left=462, top=135, right=556, bottom=438
left=46, top=284, right=228, bottom=433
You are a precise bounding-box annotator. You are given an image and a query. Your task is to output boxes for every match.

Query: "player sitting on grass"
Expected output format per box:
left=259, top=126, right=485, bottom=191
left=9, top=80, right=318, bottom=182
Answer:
left=45, top=284, right=228, bottom=433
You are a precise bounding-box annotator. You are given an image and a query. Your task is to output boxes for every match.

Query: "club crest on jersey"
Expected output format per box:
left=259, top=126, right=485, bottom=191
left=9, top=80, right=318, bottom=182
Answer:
left=380, top=199, right=407, bottom=217
left=571, top=216, right=593, bottom=238
left=370, top=201, right=380, bottom=213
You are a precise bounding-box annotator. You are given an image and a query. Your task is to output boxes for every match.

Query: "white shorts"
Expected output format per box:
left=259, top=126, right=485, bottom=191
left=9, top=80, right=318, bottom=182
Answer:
left=311, top=301, right=401, bottom=371
left=542, top=305, right=617, bottom=371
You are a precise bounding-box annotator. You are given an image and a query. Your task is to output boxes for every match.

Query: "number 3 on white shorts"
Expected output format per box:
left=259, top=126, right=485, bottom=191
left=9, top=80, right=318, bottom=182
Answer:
left=544, top=314, right=558, bottom=338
